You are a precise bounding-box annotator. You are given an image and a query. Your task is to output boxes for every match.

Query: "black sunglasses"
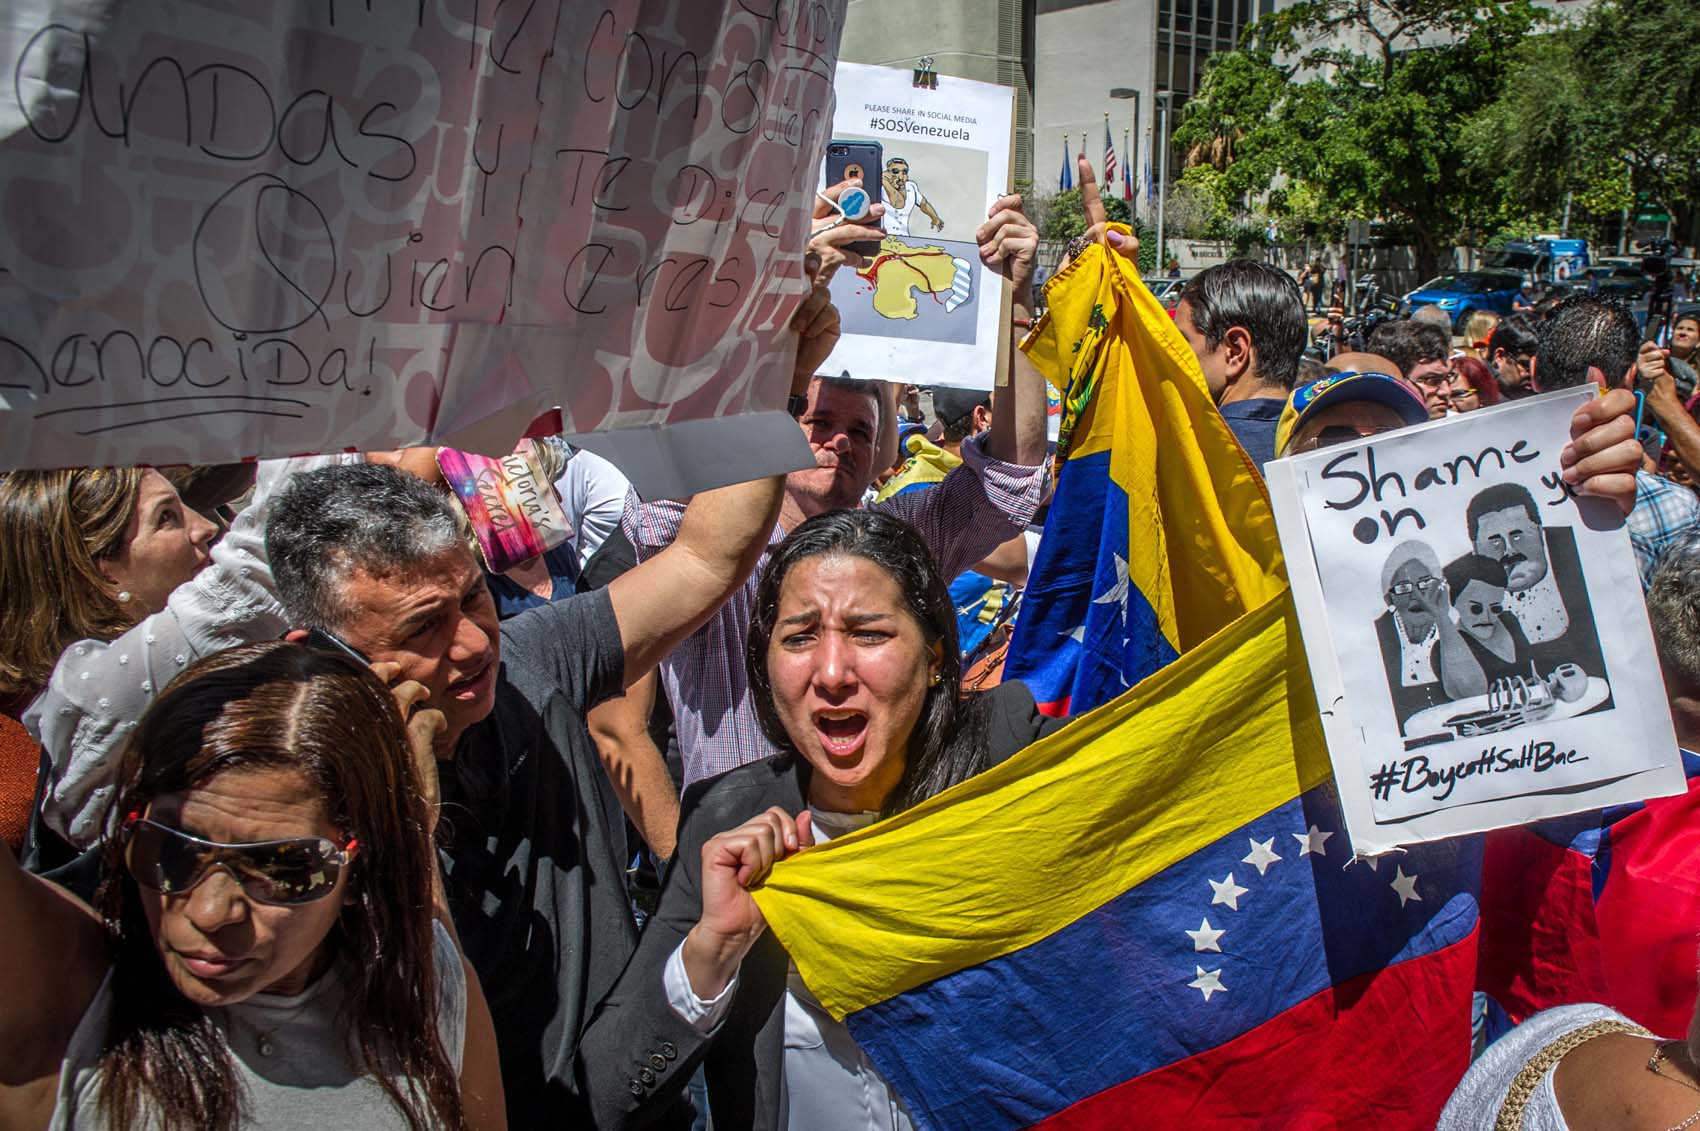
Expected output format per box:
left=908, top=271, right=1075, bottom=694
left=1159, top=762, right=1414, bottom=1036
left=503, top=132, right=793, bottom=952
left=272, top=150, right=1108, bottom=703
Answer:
left=123, top=814, right=358, bottom=906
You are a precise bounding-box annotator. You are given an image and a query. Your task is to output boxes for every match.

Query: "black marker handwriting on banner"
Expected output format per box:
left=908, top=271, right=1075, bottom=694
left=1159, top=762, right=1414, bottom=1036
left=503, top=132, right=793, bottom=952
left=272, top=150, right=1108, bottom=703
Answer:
left=0, top=328, right=381, bottom=399
left=561, top=247, right=745, bottom=316
left=323, top=0, right=426, bottom=31
left=1369, top=741, right=1589, bottom=803
left=188, top=172, right=516, bottom=333
left=1321, top=440, right=1543, bottom=543
left=738, top=0, right=842, bottom=81
left=582, top=10, right=704, bottom=119
left=554, top=148, right=632, bottom=212
left=1541, top=471, right=1582, bottom=507
left=1322, top=441, right=1543, bottom=511
left=13, top=27, right=418, bottom=182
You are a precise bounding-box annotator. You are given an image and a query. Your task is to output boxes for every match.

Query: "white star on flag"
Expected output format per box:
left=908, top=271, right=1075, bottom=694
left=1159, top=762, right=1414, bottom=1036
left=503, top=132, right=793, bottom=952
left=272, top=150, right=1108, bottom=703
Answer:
left=1293, top=824, right=1333, bottom=857
left=1091, top=552, right=1130, bottom=617
left=1391, top=866, right=1422, bottom=907
left=1242, top=837, right=1282, bottom=875
left=1186, top=918, right=1225, bottom=953
left=1208, top=872, right=1249, bottom=911
left=1189, top=966, right=1227, bottom=1002
left=1062, top=624, right=1086, bottom=643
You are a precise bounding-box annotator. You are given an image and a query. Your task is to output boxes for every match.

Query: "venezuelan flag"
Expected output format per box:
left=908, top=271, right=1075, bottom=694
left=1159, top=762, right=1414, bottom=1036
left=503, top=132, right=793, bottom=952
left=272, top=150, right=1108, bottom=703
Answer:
left=1478, top=750, right=1700, bottom=1041
left=1004, top=232, right=1284, bottom=716
left=877, top=433, right=961, bottom=502
left=755, top=597, right=1483, bottom=1129
left=753, top=238, right=1485, bottom=1128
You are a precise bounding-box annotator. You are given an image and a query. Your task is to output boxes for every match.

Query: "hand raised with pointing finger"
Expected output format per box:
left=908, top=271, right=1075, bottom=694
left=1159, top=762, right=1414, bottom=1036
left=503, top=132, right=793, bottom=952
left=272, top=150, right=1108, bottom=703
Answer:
left=1077, top=154, right=1139, bottom=264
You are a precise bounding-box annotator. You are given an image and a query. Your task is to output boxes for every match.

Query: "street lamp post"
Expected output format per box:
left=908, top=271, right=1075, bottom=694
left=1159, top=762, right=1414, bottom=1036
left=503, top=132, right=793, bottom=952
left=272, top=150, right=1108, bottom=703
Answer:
left=1154, top=90, right=1174, bottom=274
left=1110, top=87, right=1140, bottom=209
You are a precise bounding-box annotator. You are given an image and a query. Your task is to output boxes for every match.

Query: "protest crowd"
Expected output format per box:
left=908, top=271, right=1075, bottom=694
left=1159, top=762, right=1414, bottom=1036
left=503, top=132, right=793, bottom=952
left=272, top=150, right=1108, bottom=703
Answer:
left=6, top=43, right=1700, bottom=1131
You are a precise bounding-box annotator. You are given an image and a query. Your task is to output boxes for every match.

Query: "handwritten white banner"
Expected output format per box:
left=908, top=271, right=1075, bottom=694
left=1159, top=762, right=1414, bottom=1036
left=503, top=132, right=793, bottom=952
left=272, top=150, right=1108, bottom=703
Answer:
left=0, top=0, right=841, bottom=489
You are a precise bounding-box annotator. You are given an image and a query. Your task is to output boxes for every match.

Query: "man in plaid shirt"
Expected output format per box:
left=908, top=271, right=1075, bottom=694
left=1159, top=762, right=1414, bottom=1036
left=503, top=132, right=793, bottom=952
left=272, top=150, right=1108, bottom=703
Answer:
left=624, top=192, right=1052, bottom=786
left=1532, top=294, right=1700, bottom=587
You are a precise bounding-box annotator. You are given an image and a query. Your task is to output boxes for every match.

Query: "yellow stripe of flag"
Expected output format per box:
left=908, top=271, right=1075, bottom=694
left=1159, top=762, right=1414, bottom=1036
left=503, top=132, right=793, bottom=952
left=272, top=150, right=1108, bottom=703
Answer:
left=753, top=593, right=1332, bottom=1021
left=1025, top=230, right=1285, bottom=656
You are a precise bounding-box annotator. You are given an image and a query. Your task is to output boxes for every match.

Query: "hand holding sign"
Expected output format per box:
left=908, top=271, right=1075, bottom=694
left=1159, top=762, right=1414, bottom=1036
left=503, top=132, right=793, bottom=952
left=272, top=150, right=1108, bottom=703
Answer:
left=1558, top=387, right=1640, bottom=513
left=791, top=253, right=843, bottom=381
left=811, top=180, right=889, bottom=277
left=976, top=194, right=1039, bottom=301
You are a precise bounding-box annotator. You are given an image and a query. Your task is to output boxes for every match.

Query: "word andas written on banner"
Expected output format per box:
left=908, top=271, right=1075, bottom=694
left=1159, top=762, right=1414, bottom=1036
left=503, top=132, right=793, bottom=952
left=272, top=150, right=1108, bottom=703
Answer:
left=0, top=0, right=845, bottom=475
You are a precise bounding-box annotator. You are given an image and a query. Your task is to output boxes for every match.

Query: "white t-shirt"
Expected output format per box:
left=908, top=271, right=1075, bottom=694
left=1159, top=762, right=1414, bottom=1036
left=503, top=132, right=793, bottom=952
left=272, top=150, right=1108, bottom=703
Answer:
left=554, top=448, right=631, bottom=569
left=884, top=178, right=929, bottom=237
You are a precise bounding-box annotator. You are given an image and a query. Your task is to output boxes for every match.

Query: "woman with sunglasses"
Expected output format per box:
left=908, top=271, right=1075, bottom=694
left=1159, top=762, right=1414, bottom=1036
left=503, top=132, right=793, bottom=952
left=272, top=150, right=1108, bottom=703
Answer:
left=0, top=641, right=505, bottom=1130
left=580, top=510, right=1065, bottom=1128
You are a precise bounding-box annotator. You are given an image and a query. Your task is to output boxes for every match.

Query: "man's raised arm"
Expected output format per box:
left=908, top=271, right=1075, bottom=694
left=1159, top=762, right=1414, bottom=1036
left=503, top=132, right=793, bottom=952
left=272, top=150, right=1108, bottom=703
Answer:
left=605, top=257, right=840, bottom=684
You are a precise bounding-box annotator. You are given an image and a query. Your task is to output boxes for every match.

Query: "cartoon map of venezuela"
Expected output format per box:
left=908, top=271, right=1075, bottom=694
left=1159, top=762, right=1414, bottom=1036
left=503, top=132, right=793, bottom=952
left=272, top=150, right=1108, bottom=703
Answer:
left=853, top=237, right=974, bottom=320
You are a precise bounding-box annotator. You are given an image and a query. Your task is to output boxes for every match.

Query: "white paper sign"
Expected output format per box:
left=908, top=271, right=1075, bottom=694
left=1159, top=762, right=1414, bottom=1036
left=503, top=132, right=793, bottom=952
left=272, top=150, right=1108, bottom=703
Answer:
left=0, top=0, right=841, bottom=495
left=1266, top=387, right=1684, bottom=852
left=821, top=62, right=1012, bottom=390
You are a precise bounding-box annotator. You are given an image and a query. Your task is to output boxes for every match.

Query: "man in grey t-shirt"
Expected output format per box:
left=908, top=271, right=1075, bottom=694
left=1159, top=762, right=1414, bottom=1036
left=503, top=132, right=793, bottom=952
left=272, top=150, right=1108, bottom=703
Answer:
left=266, top=459, right=783, bottom=1126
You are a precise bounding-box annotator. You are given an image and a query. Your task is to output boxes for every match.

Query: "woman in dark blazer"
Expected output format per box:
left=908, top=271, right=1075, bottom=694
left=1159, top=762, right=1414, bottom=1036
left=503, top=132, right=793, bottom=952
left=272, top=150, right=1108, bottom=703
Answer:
left=577, top=510, right=1060, bottom=1129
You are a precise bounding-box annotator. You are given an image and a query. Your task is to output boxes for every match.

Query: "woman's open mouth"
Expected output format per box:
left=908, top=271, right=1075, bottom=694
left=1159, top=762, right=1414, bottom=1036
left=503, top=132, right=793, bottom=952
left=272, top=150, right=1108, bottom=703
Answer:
left=813, top=709, right=869, bottom=757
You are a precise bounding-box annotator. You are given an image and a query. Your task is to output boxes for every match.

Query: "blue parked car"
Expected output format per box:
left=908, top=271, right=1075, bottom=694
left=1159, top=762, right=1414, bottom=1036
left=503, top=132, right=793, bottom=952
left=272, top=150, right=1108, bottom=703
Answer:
left=1403, top=273, right=1526, bottom=328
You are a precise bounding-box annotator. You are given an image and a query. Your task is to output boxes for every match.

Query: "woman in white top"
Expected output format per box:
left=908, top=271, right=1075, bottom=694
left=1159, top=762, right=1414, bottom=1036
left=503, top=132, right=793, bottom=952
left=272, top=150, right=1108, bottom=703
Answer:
left=1438, top=1002, right=1700, bottom=1131
left=0, top=640, right=505, bottom=1130
left=1, top=459, right=341, bottom=849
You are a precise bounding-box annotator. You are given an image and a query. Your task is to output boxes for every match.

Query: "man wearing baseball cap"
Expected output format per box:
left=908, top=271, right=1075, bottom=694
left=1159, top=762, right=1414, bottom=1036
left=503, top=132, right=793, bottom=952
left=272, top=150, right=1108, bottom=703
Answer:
left=1275, top=369, right=1432, bottom=456
left=1273, top=365, right=1648, bottom=533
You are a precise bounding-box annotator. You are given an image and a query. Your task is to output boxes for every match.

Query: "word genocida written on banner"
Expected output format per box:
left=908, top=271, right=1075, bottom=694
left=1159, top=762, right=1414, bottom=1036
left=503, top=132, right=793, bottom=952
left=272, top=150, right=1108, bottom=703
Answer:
left=0, top=0, right=844, bottom=483
left=1266, top=387, right=1684, bottom=853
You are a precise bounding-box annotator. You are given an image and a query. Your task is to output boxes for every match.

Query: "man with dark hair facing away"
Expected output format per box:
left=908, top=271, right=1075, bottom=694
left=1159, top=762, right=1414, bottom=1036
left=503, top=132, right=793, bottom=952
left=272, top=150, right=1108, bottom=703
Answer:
left=1532, top=293, right=1700, bottom=586
left=1172, top=258, right=1310, bottom=470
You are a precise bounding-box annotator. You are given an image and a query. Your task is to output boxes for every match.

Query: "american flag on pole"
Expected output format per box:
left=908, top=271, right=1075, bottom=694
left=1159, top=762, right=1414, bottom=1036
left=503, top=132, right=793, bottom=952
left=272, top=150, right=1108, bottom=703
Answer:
left=1122, top=131, right=1134, bottom=202
left=1103, top=117, right=1118, bottom=187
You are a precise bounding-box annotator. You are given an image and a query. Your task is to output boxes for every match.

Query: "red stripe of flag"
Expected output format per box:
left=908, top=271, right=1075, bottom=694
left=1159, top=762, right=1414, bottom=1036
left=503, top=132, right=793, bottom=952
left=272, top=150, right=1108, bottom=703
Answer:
left=1031, top=934, right=1479, bottom=1131
left=1478, top=766, right=1700, bottom=1038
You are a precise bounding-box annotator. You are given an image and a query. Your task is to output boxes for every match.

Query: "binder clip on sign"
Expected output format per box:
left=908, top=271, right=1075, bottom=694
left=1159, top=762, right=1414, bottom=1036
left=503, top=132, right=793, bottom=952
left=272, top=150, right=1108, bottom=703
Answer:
left=913, top=55, right=938, bottom=90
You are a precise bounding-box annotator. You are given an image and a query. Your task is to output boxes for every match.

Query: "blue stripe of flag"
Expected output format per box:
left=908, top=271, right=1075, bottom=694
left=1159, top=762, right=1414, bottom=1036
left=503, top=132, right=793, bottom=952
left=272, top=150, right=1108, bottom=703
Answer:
left=846, top=782, right=1482, bottom=1131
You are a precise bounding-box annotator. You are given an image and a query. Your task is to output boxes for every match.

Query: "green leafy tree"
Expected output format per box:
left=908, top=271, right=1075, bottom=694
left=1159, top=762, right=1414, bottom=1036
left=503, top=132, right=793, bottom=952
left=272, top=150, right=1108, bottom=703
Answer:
left=1037, top=187, right=1133, bottom=240
left=1468, top=0, right=1700, bottom=245
left=1035, top=189, right=1157, bottom=274
left=1174, top=0, right=1545, bottom=278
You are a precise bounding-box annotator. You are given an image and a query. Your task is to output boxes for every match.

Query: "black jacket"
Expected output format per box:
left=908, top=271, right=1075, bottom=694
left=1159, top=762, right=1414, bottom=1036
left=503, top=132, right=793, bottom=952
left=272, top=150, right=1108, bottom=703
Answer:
left=576, top=680, right=1058, bottom=1129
